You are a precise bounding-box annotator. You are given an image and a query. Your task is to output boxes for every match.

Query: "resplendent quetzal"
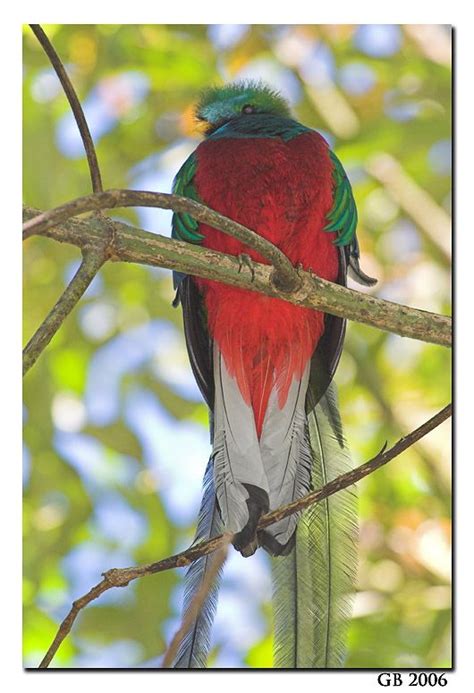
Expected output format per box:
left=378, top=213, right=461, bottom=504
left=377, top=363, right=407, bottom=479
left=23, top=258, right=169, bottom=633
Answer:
left=170, top=82, right=376, bottom=668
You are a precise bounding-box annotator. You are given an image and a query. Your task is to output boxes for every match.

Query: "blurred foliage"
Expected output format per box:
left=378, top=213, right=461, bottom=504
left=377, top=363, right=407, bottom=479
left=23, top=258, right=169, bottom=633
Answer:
left=23, top=24, right=452, bottom=669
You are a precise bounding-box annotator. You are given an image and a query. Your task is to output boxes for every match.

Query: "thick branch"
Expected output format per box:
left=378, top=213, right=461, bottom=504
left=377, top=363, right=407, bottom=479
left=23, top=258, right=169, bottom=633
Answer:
left=23, top=190, right=300, bottom=292
left=29, top=24, right=103, bottom=193
left=23, top=249, right=107, bottom=375
left=23, top=205, right=452, bottom=348
left=38, top=402, right=451, bottom=669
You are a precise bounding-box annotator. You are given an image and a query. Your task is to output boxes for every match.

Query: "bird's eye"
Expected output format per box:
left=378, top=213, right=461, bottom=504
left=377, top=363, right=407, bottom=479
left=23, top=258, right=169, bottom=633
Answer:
left=242, top=104, right=255, bottom=115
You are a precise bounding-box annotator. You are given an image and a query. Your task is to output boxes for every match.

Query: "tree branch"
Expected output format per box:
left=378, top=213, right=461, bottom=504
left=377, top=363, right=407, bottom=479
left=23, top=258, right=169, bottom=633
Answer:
left=23, top=189, right=300, bottom=292
left=37, top=402, right=451, bottom=669
left=24, top=25, right=110, bottom=376
left=23, top=248, right=107, bottom=376
left=29, top=24, right=103, bottom=194
left=23, top=205, right=452, bottom=349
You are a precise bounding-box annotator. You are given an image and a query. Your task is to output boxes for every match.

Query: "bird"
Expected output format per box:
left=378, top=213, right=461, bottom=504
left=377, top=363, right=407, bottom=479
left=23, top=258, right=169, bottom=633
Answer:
left=169, top=81, right=376, bottom=668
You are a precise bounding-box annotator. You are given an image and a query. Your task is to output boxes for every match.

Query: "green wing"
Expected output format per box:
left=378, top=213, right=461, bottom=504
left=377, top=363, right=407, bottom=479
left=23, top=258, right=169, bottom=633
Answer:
left=325, top=150, right=377, bottom=286
left=172, top=152, right=204, bottom=244
left=324, top=150, right=358, bottom=248
left=171, top=152, right=205, bottom=292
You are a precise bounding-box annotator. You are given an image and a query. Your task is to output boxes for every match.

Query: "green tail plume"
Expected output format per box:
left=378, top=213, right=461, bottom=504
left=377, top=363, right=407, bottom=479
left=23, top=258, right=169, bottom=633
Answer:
left=272, top=381, right=358, bottom=668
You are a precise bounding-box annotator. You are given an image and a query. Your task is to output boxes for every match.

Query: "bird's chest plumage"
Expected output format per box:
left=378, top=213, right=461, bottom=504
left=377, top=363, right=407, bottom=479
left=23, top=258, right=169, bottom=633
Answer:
left=194, top=131, right=336, bottom=269
left=193, top=130, right=339, bottom=432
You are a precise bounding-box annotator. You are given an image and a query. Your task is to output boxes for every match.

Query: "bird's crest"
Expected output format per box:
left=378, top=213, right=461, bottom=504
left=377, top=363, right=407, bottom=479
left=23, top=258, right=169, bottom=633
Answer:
left=194, top=81, right=292, bottom=135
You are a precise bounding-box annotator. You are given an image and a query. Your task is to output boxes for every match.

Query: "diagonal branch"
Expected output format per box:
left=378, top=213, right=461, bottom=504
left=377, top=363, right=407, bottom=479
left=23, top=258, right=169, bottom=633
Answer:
left=37, top=402, right=451, bottom=669
left=23, top=205, right=452, bottom=349
left=29, top=24, right=103, bottom=193
left=23, top=248, right=107, bottom=376
left=25, top=25, right=110, bottom=376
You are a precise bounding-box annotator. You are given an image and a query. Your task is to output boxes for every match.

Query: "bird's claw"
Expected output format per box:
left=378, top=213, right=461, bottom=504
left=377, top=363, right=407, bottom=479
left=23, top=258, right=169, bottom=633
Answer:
left=237, top=535, right=259, bottom=558
left=238, top=253, right=255, bottom=282
left=233, top=526, right=260, bottom=557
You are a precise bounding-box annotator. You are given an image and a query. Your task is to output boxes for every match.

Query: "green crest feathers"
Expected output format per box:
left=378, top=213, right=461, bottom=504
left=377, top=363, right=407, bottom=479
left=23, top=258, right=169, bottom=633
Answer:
left=195, top=81, right=292, bottom=127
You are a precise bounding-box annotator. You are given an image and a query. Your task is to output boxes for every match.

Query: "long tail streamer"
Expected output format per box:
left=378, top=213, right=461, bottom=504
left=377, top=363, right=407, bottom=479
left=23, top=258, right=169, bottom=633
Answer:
left=172, top=458, right=224, bottom=668
left=272, top=382, right=358, bottom=668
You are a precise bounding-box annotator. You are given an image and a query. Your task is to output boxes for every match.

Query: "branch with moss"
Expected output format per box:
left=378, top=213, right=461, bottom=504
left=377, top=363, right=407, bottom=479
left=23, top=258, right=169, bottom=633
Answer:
left=23, top=200, right=452, bottom=369
left=37, top=402, right=451, bottom=668
left=23, top=190, right=300, bottom=290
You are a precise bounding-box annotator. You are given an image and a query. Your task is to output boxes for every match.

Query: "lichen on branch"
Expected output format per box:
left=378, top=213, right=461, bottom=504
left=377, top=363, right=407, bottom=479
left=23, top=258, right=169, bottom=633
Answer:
left=23, top=202, right=452, bottom=353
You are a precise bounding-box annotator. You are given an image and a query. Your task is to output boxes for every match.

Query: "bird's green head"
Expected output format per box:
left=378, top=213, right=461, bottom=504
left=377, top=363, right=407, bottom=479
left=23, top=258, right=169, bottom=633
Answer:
left=195, top=81, right=292, bottom=136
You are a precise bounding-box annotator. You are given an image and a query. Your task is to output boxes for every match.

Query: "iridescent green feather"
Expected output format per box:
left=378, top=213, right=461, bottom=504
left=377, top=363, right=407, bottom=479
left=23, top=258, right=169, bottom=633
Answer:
left=324, top=151, right=358, bottom=248
left=273, top=382, right=358, bottom=668
left=172, top=152, right=204, bottom=244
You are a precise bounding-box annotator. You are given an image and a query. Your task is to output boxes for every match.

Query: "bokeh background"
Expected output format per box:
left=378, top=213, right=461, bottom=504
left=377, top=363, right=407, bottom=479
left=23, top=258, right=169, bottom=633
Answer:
left=23, top=24, right=452, bottom=668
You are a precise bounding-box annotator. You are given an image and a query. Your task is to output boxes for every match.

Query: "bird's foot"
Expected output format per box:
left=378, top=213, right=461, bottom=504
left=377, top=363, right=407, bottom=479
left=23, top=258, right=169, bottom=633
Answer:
left=233, top=529, right=259, bottom=558
left=232, top=484, right=269, bottom=557
left=237, top=253, right=256, bottom=282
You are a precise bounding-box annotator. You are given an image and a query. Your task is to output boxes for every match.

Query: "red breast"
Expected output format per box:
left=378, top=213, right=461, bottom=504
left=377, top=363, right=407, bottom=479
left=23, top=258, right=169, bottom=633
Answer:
left=194, top=131, right=339, bottom=436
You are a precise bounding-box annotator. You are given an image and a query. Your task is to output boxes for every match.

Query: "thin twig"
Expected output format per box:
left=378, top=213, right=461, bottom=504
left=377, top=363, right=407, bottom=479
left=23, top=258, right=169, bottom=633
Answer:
left=23, top=249, right=106, bottom=375
left=29, top=24, right=103, bottom=193
left=22, top=190, right=301, bottom=292
left=23, top=205, right=452, bottom=349
left=258, top=403, right=451, bottom=530
left=345, top=339, right=451, bottom=504
left=161, top=536, right=232, bottom=668
left=38, top=402, right=451, bottom=668
left=24, top=27, right=111, bottom=376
